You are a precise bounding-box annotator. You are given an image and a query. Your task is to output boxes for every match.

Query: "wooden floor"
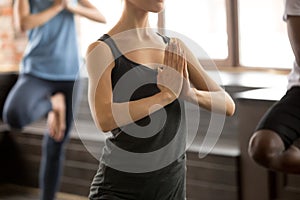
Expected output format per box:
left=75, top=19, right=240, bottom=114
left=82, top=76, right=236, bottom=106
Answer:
left=0, top=184, right=88, bottom=200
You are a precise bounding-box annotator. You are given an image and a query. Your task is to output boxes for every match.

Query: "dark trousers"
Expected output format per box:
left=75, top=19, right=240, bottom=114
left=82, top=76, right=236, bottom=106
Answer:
left=2, top=74, right=82, bottom=200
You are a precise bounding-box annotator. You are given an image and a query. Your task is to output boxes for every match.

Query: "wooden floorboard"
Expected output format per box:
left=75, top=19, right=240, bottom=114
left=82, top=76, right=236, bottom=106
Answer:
left=0, top=184, right=88, bottom=200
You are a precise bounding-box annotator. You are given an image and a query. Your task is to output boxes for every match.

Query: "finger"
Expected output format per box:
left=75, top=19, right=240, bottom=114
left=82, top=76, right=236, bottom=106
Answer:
left=184, top=62, right=189, bottom=79
left=176, top=39, right=185, bottom=74
left=168, top=38, right=178, bottom=68
left=169, top=41, right=176, bottom=69
left=176, top=39, right=182, bottom=71
left=182, top=61, right=187, bottom=78
left=176, top=44, right=183, bottom=73
left=180, top=49, right=187, bottom=75
left=176, top=43, right=184, bottom=75
left=164, top=42, right=171, bottom=68
left=172, top=39, right=180, bottom=71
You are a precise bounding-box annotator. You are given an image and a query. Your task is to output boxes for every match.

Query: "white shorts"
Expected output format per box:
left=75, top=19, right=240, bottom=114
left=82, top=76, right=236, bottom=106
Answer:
left=283, top=0, right=300, bottom=21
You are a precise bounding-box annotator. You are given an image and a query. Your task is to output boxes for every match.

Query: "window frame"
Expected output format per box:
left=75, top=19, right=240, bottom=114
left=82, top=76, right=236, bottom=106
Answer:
left=158, top=0, right=290, bottom=72
left=156, top=0, right=238, bottom=68
left=77, top=0, right=290, bottom=71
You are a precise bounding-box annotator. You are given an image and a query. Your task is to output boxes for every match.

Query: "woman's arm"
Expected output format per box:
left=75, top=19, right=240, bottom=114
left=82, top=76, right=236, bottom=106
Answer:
left=67, top=0, right=106, bottom=23
left=86, top=41, right=179, bottom=132
left=14, top=0, right=64, bottom=32
left=178, top=39, right=235, bottom=116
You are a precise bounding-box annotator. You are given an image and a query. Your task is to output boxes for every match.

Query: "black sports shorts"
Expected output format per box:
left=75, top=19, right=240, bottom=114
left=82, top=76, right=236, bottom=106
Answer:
left=255, top=86, right=300, bottom=149
left=89, top=156, right=186, bottom=200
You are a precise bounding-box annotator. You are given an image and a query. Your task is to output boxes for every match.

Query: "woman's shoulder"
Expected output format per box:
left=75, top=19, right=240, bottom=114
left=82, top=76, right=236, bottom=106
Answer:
left=86, top=36, right=113, bottom=57
left=85, top=37, right=116, bottom=79
left=87, top=41, right=102, bottom=55
left=85, top=35, right=116, bottom=72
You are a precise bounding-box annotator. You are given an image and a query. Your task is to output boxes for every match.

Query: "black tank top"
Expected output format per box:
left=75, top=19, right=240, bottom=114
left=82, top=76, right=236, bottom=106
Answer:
left=98, top=34, right=186, bottom=173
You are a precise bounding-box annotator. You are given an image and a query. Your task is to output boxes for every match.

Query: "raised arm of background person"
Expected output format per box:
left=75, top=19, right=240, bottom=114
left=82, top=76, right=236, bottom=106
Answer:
left=67, top=0, right=106, bottom=23
left=14, top=0, right=65, bottom=32
left=86, top=41, right=183, bottom=133
left=178, top=39, right=235, bottom=116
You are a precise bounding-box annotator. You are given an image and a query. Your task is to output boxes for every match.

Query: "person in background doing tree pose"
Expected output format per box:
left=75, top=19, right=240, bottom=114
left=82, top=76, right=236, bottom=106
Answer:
left=86, top=0, right=235, bottom=199
left=249, top=0, right=300, bottom=174
left=3, top=0, right=106, bottom=199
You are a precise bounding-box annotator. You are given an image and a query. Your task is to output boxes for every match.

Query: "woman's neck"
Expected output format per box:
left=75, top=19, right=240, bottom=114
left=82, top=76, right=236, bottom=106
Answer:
left=109, top=2, right=152, bottom=38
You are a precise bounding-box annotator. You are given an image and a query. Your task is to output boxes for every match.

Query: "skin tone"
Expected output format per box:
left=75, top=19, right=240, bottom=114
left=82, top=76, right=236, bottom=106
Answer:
left=86, top=0, right=235, bottom=133
left=14, top=0, right=106, bottom=141
left=248, top=16, right=300, bottom=174
left=48, top=93, right=66, bottom=142
left=14, top=0, right=106, bottom=32
left=287, top=16, right=300, bottom=66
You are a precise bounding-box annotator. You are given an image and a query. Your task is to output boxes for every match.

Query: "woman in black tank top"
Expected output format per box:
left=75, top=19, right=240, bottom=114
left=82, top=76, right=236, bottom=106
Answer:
left=86, top=0, right=235, bottom=199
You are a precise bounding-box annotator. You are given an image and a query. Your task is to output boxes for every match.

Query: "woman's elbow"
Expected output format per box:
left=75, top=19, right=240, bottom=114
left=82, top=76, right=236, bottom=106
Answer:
left=226, top=100, right=236, bottom=116
left=99, top=15, right=107, bottom=23
left=91, top=10, right=106, bottom=23
left=19, top=20, right=31, bottom=32
left=14, top=20, right=26, bottom=32
left=96, top=16, right=106, bottom=23
left=97, top=112, right=116, bottom=132
left=20, top=25, right=28, bottom=32
left=99, top=125, right=112, bottom=133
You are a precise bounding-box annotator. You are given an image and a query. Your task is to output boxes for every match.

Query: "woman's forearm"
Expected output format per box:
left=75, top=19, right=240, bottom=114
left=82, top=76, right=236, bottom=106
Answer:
left=18, top=4, right=63, bottom=31
left=188, top=88, right=235, bottom=116
left=67, top=1, right=106, bottom=23
left=96, top=91, right=174, bottom=132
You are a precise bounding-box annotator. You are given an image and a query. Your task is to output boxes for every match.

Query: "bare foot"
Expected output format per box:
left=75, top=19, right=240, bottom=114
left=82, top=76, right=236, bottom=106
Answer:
left=47, top=93, right=66, bottom=142
left=47, top=111, right=56, bottom=139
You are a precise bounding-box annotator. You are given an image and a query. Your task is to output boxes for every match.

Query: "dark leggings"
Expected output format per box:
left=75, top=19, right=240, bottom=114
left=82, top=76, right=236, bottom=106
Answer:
left=2, top=74, right=82, bottom=200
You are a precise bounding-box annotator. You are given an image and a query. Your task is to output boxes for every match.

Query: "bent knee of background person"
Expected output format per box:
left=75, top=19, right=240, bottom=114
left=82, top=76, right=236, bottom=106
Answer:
left=2, top=104, right=27, bottom=129
left=248, top=130, right=284, bottom=168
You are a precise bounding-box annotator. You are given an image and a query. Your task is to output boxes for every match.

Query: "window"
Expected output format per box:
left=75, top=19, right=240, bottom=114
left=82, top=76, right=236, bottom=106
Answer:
left=165, top=0, right=228, bottom=60
left=78, top=0, right=122, bottom=56
left=79, top=0, right=294, bottom=69
left=238, top=0, right=294, bottom=68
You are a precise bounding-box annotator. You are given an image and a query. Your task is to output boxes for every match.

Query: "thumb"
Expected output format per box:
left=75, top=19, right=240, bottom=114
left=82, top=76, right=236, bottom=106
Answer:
left=183, top=65, right=188, bottom=78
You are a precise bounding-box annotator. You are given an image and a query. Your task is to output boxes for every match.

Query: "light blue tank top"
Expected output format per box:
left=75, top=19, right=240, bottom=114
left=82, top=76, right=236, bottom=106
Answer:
left=21, top=0, right=80, bottom=81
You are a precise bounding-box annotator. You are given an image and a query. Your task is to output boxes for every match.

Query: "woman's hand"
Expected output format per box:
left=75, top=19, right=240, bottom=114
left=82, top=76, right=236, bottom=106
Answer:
left=180, top=63, right=196, bottom=102
left=53, top=0, right=67, bottom=11
left=157, top=39, right=186, bottom=101
left=63, top=0, right=107, bottom=23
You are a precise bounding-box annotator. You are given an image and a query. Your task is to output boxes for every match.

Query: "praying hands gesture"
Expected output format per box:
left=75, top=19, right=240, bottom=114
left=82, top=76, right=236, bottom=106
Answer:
left=157, top=38, right=194, bottom=103
left=158, top=37, right=235, bottom=116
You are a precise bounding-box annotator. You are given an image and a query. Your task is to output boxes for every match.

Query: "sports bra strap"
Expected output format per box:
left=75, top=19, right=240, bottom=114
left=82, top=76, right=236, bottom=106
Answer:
left=98, top=33, right=170, bottom=60
left=98, top=34, right=122, bottom=60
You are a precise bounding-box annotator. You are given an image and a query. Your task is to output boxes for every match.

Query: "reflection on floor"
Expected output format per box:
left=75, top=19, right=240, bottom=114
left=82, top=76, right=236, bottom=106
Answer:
left=0, top=184, right=88, bottom=200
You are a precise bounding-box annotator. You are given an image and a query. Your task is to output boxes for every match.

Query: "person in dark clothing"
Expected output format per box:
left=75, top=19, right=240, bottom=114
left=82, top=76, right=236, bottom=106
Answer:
left=249, top=0, right=300, bottom=174
left=86, top=0, right=235, bottom=199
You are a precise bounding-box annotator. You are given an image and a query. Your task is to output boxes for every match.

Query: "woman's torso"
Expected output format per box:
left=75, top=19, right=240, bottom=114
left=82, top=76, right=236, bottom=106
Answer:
left=99, top=33, right=187, bottom=173
left=21, top=0, right=80, bottom=81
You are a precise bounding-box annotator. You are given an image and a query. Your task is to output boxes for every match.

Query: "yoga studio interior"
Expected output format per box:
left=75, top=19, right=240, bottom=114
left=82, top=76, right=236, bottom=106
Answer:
left=0, top=0, right=299, bottom=200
